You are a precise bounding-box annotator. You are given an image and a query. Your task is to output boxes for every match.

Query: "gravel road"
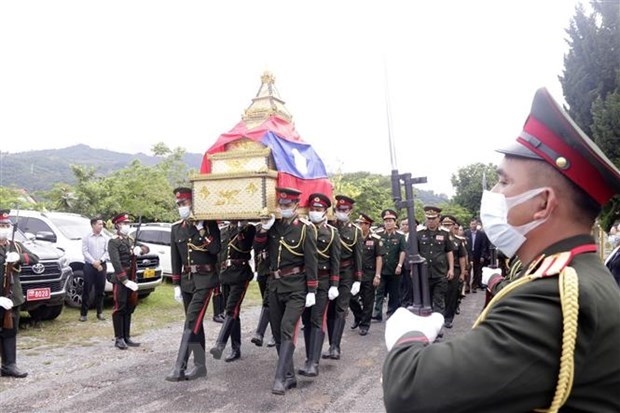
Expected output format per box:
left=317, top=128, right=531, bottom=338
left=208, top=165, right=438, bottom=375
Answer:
left=1, top=291, right=485, bottom=413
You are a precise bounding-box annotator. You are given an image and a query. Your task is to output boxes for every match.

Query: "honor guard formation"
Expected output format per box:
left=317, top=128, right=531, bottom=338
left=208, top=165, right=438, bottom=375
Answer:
left=2, top=88, right=619, bottom=413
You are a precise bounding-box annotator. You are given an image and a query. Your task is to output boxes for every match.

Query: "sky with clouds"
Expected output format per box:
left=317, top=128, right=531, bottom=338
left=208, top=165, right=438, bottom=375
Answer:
left=0, top=0, right=585, bottom=196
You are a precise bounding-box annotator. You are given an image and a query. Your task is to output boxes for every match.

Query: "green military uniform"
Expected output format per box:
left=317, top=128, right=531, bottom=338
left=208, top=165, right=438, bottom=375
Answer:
left=417, top=226, right=453, bottom=314
left=350, top=223, right=384, bottom=333
left=251, top=243, right=273, bottom=347
left=444, top=232, right=467, bottom=324
left=253, top=187, right=318, bottom=395
left=373, top=227, right=407, bottom=320
left=299, top=218, right=340, bottom=376
left=383, top=235, right=620, bottom=412
left=166, top=218, right=220, bottom=380
left=0, top=239, right=38, bottom=378
left=210, top=223, right=255, bottom=362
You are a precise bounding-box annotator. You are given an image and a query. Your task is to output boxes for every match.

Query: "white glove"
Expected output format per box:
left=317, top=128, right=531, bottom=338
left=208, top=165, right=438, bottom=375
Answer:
left=351, top=281, right=361, bottom=296
left=5, top=252, right=19, bottom=263
left=133, top=246, right=142, bottom=256
left=123, top=280, right=139, bottom=291
left=482, top=267, right=501, bottom=286
left=261, top=214, right=276, bottom=231
left=385, top=307, right=444, bottom=351
left=328, top=286, right=339, bottom=301
left=305, top=292, right=316, bottom=307
left=0, top=296, right=13, bottom=310
left=174, top=286, right=183, bottom=303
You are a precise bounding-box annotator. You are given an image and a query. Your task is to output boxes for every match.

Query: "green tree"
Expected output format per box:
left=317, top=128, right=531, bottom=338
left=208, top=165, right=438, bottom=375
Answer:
left=151, top=142, right=191, bottom=189
left=0, top=187, right=37, bottom=210
left=561, top=0, right=620, bottom=230
left=451, top=163, right=498, bottom=218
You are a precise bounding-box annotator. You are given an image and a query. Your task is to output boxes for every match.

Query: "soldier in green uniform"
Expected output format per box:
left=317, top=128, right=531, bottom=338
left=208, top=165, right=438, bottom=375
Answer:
left=322, top=195, right=362, bottom=360
left=383, top=87, right=620, bottom=412
left=165, top=188, right=221, bottom=381
left=250, top=242, right=276, bottom=348
left=299, top=193, right=340, bottom=377
left=108, top=213, right=149, bottom=350
left=0, top=210, right=38, bottom=378
left=372, top=209, right=406, bottom=321
left=349, top=213, right=384, bottom=336
left=253, top=187, right=318, bottom=395
left=210, top=221, right=256, bottom=362
left=440, top=214, right=467, bottom=328
left=417, top=206, right=454, bottom=316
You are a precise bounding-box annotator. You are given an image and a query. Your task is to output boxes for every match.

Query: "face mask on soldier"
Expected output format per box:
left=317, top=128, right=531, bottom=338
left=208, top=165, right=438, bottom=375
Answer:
left=335, top=210, right=349, bottom=222
left=119, top=224, right=131, bottom=236
left=0, top=226, right=12, bottom=240
left=178, top=205, right=191, bottom=220
left=309, top=210, right=325, bottom=224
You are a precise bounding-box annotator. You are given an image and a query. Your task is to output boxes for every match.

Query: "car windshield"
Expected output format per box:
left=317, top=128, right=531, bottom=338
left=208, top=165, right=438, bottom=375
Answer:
left=47, top=214, right=92, bottom=240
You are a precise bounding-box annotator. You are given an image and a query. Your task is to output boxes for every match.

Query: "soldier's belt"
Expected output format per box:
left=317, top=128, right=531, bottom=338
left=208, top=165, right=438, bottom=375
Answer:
left=183, top=264, right=214, bottom=274
left=318, top=269, right=331, bottom=277
left=271, top=266, right=304, bottom=279
left=220, top=259, right=249, bottom=271
left=340, top=259, right=353, bottom=269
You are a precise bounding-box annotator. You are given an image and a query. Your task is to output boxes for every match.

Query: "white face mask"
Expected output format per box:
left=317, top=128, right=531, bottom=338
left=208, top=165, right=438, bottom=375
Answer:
left=178, top=205, right=191, bottom=220
left=480, top=188, right=548, bottom=258
left=335, top=211, right=349, bottom=222
left=0, top=226, right=12, bottom=240
left=309, top=211, right=325, bottom=224
left=119, top=224, right=131, bottom=236
left=279, top=208, right=295, bottom=219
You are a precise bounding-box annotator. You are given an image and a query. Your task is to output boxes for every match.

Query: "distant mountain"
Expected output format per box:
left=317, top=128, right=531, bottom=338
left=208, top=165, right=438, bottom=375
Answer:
left=0, top=144, right=203, bottom=192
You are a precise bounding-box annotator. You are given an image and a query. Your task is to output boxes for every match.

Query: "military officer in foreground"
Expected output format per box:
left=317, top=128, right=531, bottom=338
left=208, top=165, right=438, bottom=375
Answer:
left=108, top=213, right=148, bottom=350
left=0, top=210, right=38, bottom=378
left=349, top=213, right=384, bottom=336
left=383, top=87, right=620, bottom=412
left=165, top=188, right=221, bottom=381
left=253, top=187, right=318, bottom=395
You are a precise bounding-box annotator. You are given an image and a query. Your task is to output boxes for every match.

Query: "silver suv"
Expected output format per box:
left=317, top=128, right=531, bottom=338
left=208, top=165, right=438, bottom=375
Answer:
left=9, top=210, right=163, bottom=308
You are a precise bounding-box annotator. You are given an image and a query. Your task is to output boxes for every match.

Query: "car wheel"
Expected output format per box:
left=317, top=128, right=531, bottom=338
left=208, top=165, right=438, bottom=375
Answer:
left=138, top=290, right=152, bottom=299
left=42, top=305, right=64, bottom=320
left=65, top=270, right=91, bottom=308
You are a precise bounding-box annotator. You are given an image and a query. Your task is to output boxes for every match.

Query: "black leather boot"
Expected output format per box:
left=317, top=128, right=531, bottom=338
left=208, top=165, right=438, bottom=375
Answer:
left=209, top=315, right=234, bottom=360
left=186, top=336, right=207, bottom=380
left=225, top=318, right=241, bottom=362
left=272, top=340, right=295, bottom=395
left=113, top=314, right=127, bottom=349
left=322, top=316, right=335, bottom=359
left=306, top=328, right=325, bottom=377
left=330, top=316, right=346, bottom=360
left=124, top=314, right=140, bottom=347
left=297, top=324, right=314, bottom=376
left=165, top=329, right=191, bottom=381
left=0, top=336, right=28, bottom=378
left=251, top=307, right=270, bottom=347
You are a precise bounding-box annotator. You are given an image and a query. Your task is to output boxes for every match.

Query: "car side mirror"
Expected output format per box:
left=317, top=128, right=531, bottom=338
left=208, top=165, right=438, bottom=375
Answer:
left=36, top=231, right=57, bottom=243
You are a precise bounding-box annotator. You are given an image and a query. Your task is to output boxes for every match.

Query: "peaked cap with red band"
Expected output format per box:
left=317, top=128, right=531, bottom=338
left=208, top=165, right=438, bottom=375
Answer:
left=111, top=212, right=132, bottom=225
left=173, top=187, right=192, bottom=202
left=308, top=192, right=331, bottom=209
left=498, top=87, right=620, bottom=205
left=276, top=187, right=302, bottom=205
left=335, top=195, right=355, bottom=209
left=0, top=209, right=11, bottom=224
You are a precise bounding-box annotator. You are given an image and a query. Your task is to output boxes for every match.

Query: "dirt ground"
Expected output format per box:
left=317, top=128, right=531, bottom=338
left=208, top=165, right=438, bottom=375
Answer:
left=0, top=291, right=486, bottom=413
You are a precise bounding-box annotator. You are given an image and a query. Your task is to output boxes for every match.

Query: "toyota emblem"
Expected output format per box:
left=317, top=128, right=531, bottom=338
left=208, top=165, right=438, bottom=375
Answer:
left=32, top=263, right=45, bottom=274
left=141, top=259, right=152, bottom=266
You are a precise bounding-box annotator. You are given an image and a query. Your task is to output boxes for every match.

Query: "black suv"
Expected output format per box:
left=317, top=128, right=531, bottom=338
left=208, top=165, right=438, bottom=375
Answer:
left=13, top=229, right=73, bottom=321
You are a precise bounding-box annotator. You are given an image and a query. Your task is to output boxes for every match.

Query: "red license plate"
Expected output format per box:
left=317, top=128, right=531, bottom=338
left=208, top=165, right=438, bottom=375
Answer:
left=27, top=288, right=51, bottom=301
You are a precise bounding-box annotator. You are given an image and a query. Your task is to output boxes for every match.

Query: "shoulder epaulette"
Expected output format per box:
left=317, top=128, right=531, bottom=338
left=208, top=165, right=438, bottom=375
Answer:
left=396, top=230, right=405, bottom=235
left=528, top=252, right=573, bottom=279
left=418, top=226, right=427, bottom=231
left=326, top=223, right=337, bottom=231
left=172, top=219, right=183, bottom=225
left=375, top=228, right=385, bottom=234
left=371, top=233, right=381, bottom=240
left=455, top=235, right=466, bottom=240
left=298, top=217, right=312, bottom=226
left=351, top=222, right=362, bottom=231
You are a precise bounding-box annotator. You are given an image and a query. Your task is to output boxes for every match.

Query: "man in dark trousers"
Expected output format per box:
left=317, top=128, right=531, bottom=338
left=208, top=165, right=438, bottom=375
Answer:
left=165, top=188, right=221, bottom=381
left=250, top=242, right=276, bottom=347
left=299, top=192, right=340, bottom=377
left=349, top=213, right=384, bottom=336
left=383, top=87, right=620, bottom=412
left=108, top=212, right=148, bottom=350
left=0, top=209, right=38, bottom=378
left=210, top=221, right=255, bottom=362
left=323, top=194, right=363, bottom=360
left=464, top=218, right=490, bottom=292
left=80, top=215, right=109, bottom=322
left=253, top=187, right=318, bottom=395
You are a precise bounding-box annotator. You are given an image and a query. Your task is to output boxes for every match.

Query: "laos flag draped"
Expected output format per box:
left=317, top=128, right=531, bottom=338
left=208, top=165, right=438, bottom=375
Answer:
left=200, top=116, right=333, bottom=206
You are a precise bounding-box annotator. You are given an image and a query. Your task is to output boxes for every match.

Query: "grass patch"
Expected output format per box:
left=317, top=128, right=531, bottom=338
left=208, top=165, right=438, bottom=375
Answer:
left=17, top=280, right=264, bottom=350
